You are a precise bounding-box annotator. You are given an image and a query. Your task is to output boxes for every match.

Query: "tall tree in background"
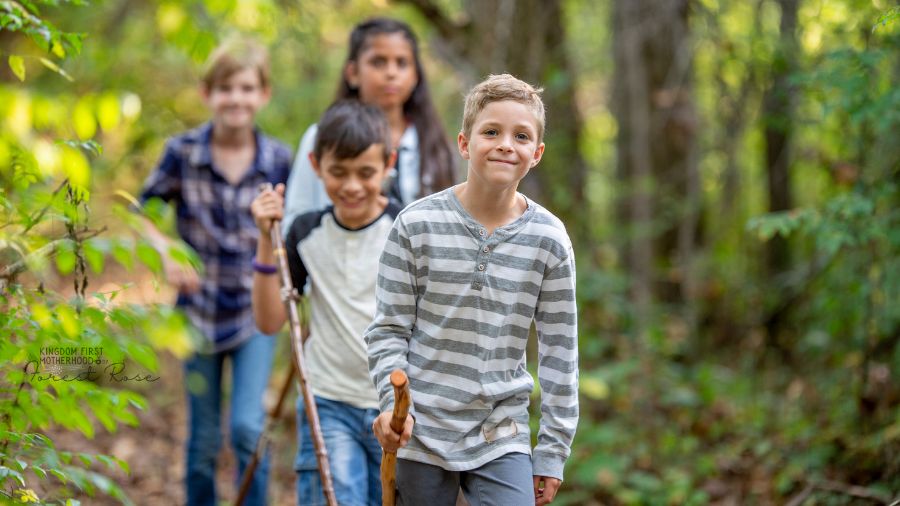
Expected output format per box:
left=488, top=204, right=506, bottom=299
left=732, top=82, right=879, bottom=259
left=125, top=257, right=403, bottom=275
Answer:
left=611, top=0, right=699, bottom=324
left=761, top=0, right=798, bottom=338
left=399, top=0, right=589, bottom=244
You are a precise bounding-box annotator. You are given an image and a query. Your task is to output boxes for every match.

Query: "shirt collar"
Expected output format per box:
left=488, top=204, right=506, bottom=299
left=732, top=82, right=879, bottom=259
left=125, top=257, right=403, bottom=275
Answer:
left=189, top=121, right=273, bottom=176
left=397, top=124, right=417, bottom=152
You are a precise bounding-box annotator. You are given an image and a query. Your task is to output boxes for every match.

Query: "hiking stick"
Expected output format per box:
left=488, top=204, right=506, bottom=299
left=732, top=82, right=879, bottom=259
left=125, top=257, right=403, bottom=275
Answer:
left=235, top=183, right=337, bottom=506
left=381, top=369, right=410, bottom=506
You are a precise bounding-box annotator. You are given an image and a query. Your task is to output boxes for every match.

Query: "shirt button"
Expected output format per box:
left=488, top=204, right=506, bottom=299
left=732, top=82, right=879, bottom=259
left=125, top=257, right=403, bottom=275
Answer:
left=478, top=264, right=485, bottom=271
left=482, top=246, right=490, bottom=253
left=479, top=229, right=486, bottom=236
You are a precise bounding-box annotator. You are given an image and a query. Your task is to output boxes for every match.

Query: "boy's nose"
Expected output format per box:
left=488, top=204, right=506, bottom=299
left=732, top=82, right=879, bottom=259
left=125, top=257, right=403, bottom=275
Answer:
left=344, top=177, right=363, bottom=193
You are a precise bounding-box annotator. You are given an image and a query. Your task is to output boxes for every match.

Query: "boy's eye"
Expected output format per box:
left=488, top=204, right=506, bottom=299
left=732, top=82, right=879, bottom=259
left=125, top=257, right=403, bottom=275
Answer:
left=371, top=56, right=386, bottom=68
left=516, top=133, right=531, bottom=141
left=396, top=58, right=409, bottom=69
left=482, top=129, right=498, bottom=136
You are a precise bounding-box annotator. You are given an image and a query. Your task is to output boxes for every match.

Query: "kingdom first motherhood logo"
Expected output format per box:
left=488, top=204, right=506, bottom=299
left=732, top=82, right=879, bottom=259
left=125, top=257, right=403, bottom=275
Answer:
left=40, top=346, right=106, bottom=365
left=25, top=346, right=159, bottom=383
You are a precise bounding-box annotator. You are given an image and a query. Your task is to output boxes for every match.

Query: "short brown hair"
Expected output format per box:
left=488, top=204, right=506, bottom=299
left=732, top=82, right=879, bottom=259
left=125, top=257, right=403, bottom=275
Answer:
left=313, top=100, right=392, bottom=163
left=201, top=38, right=271, bottom=89
left=461, top=74, right=545, bottom=141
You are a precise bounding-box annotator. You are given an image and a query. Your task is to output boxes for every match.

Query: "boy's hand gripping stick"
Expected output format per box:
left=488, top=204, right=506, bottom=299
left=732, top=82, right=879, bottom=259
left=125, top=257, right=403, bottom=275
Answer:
left=243, top=183, right=337, bottom=506
left=381, top=369, right=411, bottom=506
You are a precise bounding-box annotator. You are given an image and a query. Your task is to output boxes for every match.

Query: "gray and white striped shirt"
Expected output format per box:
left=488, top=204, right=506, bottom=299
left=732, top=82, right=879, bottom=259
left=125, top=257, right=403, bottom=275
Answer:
left=365, top=187, right=578, bottom=480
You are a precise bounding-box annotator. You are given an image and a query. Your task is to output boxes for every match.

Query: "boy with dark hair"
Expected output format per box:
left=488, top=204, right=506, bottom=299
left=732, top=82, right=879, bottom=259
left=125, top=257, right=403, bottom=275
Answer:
left=367, top=74, right=579, bottom=505
left=139, top=38, right=291, bottom=506
left=251, top=100, right=401, bottom=505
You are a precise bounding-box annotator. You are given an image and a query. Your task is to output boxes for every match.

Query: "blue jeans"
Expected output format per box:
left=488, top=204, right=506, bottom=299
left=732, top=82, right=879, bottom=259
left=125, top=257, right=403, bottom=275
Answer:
left=184, top=332, right=275, bottom=506
left=295, top=396, right=382, bottom=506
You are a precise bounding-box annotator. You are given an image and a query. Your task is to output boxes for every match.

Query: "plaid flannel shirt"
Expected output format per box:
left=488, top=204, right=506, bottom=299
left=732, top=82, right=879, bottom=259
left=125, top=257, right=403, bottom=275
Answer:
left=139, top=122, right=292, bottom=352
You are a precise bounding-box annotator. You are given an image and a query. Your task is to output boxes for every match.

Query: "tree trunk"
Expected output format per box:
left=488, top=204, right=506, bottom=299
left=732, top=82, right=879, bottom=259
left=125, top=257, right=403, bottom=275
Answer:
left=611, top=0, right=699, bottom=323
left=762, top=0, right=798, bottom=278
left=761, top=0, right=799, bottom=342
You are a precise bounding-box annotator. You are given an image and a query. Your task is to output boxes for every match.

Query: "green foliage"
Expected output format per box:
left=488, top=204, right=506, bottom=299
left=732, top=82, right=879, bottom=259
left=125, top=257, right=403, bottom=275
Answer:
left=0, top=3, right=197, bottom=504
left=566, top=2, right=900, bottom=504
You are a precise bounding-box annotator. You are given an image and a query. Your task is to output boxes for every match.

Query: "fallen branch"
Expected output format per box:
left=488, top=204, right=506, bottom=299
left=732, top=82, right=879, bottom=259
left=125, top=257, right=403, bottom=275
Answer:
left=786, top=479, right=893, bottom=505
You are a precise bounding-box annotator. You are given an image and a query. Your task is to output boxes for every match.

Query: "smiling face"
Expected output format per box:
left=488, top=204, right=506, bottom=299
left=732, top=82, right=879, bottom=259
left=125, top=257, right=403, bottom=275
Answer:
left=458, top=100, right=545, bottom=190
left=345, top=32, right=418, bottom=113
left=202, top=67, right=270, bottom=132
left=311, top=144, right=393, bottom=229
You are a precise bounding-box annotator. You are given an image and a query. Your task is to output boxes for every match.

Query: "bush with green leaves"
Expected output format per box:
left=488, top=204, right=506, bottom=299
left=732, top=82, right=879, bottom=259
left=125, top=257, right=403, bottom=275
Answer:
left=1, top=1, right=196, bottom=504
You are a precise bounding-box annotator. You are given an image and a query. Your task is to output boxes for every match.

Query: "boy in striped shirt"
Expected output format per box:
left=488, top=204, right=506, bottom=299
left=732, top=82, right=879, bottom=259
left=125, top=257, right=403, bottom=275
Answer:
left=366, top=74, right=579, bottom=505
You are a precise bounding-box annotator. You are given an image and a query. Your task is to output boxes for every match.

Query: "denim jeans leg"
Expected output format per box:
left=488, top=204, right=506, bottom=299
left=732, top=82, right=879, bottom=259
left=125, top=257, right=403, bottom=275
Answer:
left=296, top=397, right=369, bottom=506
left=184, top=351, right=224, bottom=506
left=362, top=408, right=383, bottom=506
left=229, top=332, right=276, bottom=506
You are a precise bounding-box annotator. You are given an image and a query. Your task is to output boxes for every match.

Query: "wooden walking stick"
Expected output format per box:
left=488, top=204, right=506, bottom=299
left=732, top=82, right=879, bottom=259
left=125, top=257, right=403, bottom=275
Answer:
left=381, top=369, right=411, bottom=506
left=235, top=183, right=338, bottom=506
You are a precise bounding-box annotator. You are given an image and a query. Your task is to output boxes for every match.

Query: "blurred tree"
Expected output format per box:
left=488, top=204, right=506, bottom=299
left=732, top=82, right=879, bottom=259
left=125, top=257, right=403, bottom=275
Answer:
left=611, top=0, right=699, bottom=326
left=761, top=0, right=799, bottom=345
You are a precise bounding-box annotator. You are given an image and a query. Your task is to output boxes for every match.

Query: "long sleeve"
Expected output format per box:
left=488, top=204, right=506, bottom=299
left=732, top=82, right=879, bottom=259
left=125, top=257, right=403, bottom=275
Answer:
left=139, top=140, right=182, bottom=205
left=364, top=216, right=418, bottom=413
left=282, top=124, right=329, bottom=232
left=532, top=248, right=579, bottom=480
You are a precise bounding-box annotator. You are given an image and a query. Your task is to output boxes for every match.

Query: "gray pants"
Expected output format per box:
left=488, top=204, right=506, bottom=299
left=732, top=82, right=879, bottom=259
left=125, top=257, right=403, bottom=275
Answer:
left=396, top=452, right=533, bottom=506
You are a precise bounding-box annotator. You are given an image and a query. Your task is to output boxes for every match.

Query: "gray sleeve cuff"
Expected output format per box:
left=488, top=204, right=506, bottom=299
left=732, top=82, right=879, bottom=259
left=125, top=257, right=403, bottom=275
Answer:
left=531, top=450, right=567, bottom=481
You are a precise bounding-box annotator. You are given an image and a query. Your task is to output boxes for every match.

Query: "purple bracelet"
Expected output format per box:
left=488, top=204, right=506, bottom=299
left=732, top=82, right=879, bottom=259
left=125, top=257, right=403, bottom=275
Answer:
left=252, top=257, right=278, bottom=275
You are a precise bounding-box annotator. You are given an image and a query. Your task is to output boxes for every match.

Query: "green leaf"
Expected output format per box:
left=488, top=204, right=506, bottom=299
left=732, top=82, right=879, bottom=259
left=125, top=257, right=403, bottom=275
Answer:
left=0, top=466, right=26, bottom=487
left=82, top=239, right=105, bottom=273
left=39, top=57, right=73, bottom=81
left=136, top=241, right=162, bottom=273
left=77, top=453, right=93, bottom=467
left=56, top=241, right=77, bottom=274
left=111, top=240, right=134, bottom=270
left=50, top=468, right=68, bottom=484
left=8, top=55, right=25, bottom=81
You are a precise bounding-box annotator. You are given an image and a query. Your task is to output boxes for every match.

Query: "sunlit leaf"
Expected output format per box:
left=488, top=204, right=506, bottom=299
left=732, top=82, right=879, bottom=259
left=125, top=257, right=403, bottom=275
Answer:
left=56, top=305, right=81, bottom=338
left=38, top=57, right=73, bottom=81
left=8, top=55, right=25, bottom=81
left=73, top=98, right=97, bottom=140
left=60, top=145, right=91, bottom=188
left=96, top=93, right=121, bottom=131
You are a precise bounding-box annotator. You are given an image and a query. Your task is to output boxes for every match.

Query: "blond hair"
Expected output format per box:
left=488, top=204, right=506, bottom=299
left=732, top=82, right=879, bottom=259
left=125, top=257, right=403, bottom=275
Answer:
left=201, top=37, right=271, bottom=89
left=461, top=74, right=545, bottom=141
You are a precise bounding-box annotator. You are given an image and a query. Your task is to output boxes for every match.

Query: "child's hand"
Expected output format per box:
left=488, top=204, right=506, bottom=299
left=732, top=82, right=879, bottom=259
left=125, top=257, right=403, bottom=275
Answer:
left=251, top=183, right=285, bottom=233
left=162, top=255, right=201, bottom=295
left=372, top=410, right=414, bottom=453
left=533, top=476, right=561, bottom=506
